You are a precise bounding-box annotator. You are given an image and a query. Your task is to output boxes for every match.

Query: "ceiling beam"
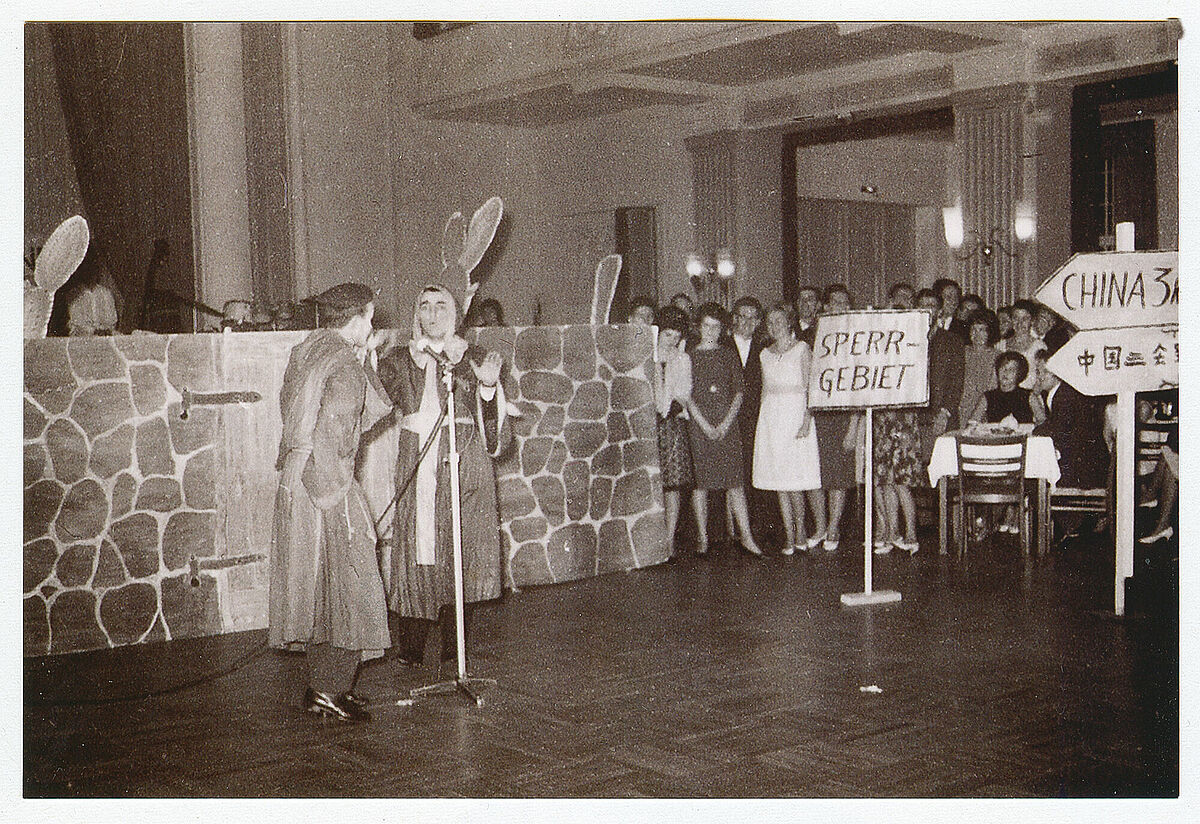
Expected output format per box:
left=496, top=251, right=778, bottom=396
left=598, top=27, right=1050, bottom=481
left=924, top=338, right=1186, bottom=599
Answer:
left=568, top=71, right=732, bottom=100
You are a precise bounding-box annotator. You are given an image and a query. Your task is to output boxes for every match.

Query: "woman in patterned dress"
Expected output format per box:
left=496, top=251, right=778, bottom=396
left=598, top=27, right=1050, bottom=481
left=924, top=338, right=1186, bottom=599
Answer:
left=871, top=407, right=922, bottom=554
left=652, top=306, right=694, bottom=559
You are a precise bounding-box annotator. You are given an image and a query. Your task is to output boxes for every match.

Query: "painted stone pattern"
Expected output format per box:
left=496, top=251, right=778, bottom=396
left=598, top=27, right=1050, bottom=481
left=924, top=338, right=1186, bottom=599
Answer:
left=471, top=324, right=666, bottom=587
left=23, top=332, right=304, bottom=657
left=24, top=325, right=665, bottom=656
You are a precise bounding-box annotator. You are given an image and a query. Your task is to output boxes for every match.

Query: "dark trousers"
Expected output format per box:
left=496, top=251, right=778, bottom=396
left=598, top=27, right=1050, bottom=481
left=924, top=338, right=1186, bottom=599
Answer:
left=395, top=604, right=475, bottom=664
left=306, top=642, right=359, bottom=695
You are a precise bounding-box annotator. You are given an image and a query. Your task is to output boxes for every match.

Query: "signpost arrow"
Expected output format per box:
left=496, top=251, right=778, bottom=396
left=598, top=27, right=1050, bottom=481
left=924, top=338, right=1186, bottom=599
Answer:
left=1036, top=244, right=1178, bottom=618
left=1047, top=324, right=1178, bottom=397
left=1034, top=250, right=1177, bottom=330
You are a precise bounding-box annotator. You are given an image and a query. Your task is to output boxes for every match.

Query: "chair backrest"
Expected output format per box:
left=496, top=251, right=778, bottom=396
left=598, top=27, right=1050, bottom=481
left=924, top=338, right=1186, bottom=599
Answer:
left=955, top=433, right=1028, bottom=503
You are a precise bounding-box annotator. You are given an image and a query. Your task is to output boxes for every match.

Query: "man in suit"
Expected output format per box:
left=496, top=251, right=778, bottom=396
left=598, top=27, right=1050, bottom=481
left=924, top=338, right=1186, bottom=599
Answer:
left=917, top=288, right=964, bottom=466
left=1033, top=349, right=1107, bottom=489
left=729, top=296, right=779, bottom=545
left=1033, top=349, right=1109, bottom=539
left=794, top=285, right=820, bottom=347
left=931, top=278, right=961, bottom=336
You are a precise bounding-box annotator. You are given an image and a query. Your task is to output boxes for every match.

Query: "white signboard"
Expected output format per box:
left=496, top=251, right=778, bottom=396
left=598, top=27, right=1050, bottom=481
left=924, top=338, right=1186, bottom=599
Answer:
left=1034, top=250, right=1178, bottom=330
left=1048, top=323, right=1179, bottom=396
left=808, top=310, right=929, bottom=410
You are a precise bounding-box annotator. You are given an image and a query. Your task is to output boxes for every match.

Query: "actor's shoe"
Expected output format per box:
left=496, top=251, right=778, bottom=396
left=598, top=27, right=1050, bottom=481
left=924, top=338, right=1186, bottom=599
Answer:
left=304, top=687, right=371, bottom=723
left=341, top=691, right=369, bottom=710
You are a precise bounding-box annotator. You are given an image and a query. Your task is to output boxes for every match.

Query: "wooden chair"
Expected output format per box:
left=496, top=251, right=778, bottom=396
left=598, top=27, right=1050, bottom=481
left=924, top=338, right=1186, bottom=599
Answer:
left=953, top=434, right=1030, bottom=558
left=1049, top=486, right=1108, bottom=542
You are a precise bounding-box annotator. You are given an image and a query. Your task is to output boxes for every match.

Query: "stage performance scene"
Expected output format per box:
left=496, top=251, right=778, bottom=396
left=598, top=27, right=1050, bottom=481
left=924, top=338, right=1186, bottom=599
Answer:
left=21, top=19, right=1179, bottom=805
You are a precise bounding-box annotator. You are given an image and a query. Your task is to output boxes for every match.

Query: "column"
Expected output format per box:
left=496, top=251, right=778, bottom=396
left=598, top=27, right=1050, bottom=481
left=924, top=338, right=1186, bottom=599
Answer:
left=951, top=86, right=1027, bottom=306
left=184, top=23, right=253, bottom=315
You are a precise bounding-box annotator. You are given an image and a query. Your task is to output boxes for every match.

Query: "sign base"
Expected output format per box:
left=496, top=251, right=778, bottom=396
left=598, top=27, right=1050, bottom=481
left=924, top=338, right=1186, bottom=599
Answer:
left=840, top=590, right=902, bottom=607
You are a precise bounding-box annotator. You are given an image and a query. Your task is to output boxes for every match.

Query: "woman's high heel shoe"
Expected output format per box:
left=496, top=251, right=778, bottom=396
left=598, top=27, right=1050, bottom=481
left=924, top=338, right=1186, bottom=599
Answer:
left=738, top=541, right=764, bottom=557
left=805, top=531, right=827, bottom=550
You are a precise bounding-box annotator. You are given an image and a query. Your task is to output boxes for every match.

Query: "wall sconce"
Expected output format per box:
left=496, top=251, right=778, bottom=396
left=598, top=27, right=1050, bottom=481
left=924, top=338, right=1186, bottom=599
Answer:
left=687, top=247, right=736, bottom=306
left=954, top=227, right=1017, bottom=265
left=942, top=204, right=1033, bottom=265
left=1013, top=201, right=1036, bottom=242
left=942, top=206, right=964, bottom=249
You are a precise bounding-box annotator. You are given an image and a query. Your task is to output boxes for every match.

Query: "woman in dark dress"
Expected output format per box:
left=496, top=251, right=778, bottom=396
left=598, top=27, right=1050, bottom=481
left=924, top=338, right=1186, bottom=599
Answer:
left=971, top=350, right=1048, bottom=425
left=970, top=350, right=1047, bottom=534
left=686, top=303, right=763, bottom=556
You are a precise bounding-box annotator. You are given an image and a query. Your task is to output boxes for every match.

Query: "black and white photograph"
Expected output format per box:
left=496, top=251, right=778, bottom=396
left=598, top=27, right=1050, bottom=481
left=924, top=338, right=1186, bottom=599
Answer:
left=11, top=5, right=1190, bottom=817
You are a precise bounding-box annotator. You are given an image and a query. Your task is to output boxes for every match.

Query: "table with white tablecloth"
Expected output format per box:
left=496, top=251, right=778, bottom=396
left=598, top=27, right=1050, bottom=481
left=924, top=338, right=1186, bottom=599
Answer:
left=928, top=432, right=1062, bottom=556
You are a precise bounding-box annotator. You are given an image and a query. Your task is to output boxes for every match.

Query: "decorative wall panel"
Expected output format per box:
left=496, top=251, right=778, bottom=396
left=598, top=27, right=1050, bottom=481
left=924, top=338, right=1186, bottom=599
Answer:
left=24, top=326, right=664, bottom=656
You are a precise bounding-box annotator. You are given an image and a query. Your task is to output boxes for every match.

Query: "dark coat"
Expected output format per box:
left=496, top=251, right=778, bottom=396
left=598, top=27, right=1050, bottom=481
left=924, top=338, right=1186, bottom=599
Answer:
left=918, top=327, right=965, bottom=465
left=1036, top=381, right=1108, bottom=488
left=376, top=341, right=510, bottom=620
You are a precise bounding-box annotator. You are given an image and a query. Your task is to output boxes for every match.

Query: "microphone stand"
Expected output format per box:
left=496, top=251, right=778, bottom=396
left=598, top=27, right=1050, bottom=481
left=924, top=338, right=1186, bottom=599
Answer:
left=409, top=353, right=497, bottom=707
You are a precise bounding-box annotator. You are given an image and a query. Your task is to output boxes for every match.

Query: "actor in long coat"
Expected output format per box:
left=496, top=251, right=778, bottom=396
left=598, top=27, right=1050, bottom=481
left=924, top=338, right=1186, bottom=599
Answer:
left=376, top=284, right=510, bottom=663
left=270, top=283, right=392, bottom=722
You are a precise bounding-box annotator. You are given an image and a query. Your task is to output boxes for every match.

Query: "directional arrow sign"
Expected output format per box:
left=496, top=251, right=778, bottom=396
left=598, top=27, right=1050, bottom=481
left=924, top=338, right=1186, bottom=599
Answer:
left=1048, top=323, right=1179, bottom=396
left=1034, top=250, right=1178, bottom=330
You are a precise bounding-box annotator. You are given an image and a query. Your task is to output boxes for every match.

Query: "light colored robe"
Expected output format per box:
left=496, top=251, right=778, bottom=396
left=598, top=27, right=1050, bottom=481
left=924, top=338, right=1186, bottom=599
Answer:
left=269, top=329, right=391, bottom=656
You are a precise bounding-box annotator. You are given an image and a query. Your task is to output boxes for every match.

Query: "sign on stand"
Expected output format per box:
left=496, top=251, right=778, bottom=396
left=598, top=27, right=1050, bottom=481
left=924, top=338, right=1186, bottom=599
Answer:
left=809, top=310, right=930, bottom=607
left=1034, top=245, right=1178, bottom=616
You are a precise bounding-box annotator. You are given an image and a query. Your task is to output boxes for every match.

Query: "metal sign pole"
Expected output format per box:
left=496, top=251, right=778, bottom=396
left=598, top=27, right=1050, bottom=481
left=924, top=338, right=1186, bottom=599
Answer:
left=842, top=405, right=901, bottom=607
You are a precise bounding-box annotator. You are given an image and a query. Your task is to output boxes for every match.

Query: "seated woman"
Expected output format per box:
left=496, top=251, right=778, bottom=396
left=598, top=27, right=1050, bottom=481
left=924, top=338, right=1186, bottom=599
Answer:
left=968, top=350, right=1046, bottom=535
left=970, top=351, right=1047, bottom=426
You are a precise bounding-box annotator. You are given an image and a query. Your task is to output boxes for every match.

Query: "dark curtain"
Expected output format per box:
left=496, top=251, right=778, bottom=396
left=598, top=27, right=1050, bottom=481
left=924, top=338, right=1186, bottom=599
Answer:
left=796, top=198, right=915, bottom=308
left=613, top=207, right=658, bottom=322
left=46, top=22, right=195, bottom=332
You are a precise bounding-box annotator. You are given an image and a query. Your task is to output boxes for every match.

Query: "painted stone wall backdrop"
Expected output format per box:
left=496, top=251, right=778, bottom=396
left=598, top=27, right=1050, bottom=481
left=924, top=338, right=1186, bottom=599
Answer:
left=25, top=325, right=665, bottom=656
left=23, top=332, right=304, bottom=657
left=472, top=324, right=667, bottom=586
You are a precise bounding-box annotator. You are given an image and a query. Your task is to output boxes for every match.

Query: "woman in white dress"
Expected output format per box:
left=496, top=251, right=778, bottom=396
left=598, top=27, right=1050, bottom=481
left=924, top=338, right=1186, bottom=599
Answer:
left=753, top=302, right=822, bottom=555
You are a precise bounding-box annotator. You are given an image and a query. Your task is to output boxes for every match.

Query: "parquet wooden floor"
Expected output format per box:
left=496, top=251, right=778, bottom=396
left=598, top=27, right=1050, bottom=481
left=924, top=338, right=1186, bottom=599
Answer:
left=24, top=527, right=1177, bottom=799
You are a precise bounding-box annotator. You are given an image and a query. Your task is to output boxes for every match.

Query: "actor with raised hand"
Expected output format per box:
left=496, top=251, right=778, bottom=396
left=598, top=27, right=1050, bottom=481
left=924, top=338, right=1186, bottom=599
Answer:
left=376, top=282, right=510, bottom=672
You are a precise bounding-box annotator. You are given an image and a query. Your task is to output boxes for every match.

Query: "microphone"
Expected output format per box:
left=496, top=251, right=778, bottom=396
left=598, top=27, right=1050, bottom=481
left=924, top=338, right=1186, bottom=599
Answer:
left=418, top=339, right=455, bottom=368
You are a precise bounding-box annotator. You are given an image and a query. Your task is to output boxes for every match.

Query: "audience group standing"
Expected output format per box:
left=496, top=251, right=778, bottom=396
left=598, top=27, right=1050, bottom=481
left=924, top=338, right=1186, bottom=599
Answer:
left=631, top=274, right=1124, bottom=557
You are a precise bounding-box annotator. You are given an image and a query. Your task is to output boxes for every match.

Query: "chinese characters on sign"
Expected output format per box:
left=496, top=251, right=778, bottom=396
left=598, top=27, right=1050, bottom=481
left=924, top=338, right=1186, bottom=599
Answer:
left=1051, top=324, right=1179, bottom=395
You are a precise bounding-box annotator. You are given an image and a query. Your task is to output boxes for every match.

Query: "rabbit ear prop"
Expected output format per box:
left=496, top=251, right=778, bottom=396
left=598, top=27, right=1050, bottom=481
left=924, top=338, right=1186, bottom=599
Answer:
left=459, top=197, right=503, bottom=275
left=441, top=212, right=465, bottom=272
left=35, top=215, right=90, bottom=292
left=590, top=254, right=623, bottom=325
